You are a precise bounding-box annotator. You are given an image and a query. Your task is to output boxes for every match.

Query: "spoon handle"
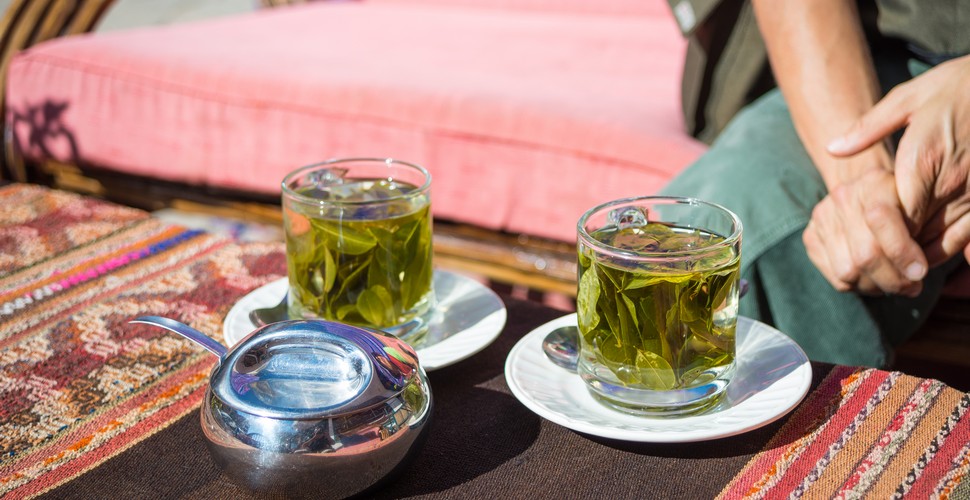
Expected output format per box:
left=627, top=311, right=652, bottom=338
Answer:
left=131, top=315, right=228, bottom=359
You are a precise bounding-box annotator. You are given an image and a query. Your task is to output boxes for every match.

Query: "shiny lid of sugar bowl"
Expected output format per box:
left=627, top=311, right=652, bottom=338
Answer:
left=211, top=320, right=421, bottom=420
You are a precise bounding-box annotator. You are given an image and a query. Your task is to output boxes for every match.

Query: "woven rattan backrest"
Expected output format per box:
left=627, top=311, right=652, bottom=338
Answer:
left=0, top=0, right=117, bottom=180
left=0, top=0, right=304, bottom=181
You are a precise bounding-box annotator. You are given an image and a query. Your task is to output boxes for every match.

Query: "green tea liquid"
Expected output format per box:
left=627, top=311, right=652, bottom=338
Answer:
left=577, top=222, right=740, bottom=414
left=284, top=179, right=433, bottom=342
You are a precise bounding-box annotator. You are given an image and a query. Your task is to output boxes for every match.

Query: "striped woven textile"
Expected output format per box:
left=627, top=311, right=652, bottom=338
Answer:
left=0, top=184, right=286, bottom=498
left=720, top=364, right=970, bottom=499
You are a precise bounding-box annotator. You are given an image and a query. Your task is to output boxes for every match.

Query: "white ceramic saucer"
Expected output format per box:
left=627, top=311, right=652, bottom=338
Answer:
left=504, top=313, right=812, bottom=443
left=224, top=270, right=507, bottom=371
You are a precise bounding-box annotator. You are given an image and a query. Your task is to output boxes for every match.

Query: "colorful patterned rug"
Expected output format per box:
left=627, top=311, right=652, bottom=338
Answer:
left=720, top=365, right=970, bottom=498
left=0, top=184, right=286, bottom=497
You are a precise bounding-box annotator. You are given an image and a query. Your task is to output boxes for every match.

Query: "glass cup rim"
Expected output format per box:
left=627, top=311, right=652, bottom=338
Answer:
left=577, top=195, right=743, bottom=261
left=281, top=157, right=432, bottom=206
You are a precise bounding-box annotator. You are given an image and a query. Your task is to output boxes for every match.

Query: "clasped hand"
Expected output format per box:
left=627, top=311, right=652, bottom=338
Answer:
left=805, top=55, right=970, bottom=296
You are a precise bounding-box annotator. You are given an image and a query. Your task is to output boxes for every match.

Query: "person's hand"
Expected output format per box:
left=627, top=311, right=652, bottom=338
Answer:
left=803, top=162, right=927, bottom=297
left=828, top=55, right=970, bottom=268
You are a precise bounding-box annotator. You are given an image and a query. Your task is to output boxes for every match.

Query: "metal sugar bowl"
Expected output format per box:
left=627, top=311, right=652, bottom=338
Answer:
left=132, top=316, right=432, bottom=498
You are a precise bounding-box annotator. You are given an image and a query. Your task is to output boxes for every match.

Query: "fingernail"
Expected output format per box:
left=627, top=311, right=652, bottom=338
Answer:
left=827, top=136, right=848, bottom=153
left=905, top=262, right=926, bottom=281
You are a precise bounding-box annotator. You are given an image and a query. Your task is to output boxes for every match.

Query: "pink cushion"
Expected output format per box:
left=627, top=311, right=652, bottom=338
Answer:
left=7, top=1, right=705, bottom=242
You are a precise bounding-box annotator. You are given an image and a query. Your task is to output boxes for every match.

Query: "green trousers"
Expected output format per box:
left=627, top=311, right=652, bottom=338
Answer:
left=660, top=57, right=961, bottom=368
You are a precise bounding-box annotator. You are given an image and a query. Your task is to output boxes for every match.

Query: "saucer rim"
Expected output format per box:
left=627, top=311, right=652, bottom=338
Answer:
left=223, top=270, right=508, bottom=371
left=504, top=313, right=813, bottom=443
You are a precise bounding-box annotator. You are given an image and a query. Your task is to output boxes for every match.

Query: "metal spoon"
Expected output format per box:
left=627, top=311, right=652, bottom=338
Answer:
left=542, top=325, right=579, bottom=372
left=130, top=316, right=227, bottom=359
left=541, top=279, right=750, bottom=372
left=249, top=293, right=289, bottom=327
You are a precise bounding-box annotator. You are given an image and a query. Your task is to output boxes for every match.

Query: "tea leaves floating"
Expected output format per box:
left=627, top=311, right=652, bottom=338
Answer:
left=577, top=223, right=739, bottom=391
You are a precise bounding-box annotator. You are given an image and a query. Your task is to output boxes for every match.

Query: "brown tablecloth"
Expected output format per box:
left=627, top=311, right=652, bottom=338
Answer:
left=2, top=184, right=968, bottom=499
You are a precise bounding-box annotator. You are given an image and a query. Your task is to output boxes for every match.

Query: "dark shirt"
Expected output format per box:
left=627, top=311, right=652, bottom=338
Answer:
left=864, top=0, right=970, bottom=63
left=669, top=0, right=969, bottom=142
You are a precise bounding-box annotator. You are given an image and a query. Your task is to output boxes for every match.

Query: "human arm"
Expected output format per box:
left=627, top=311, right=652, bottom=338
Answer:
left=827, top=55, right=970, bottom=267
left=751, top=0, right=927, bottom=296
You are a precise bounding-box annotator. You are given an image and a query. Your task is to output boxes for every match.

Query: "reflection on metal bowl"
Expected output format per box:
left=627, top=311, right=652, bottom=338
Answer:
left=200, top=320, right=433, bottom=498
left=201, top=375, right=431, bottom=498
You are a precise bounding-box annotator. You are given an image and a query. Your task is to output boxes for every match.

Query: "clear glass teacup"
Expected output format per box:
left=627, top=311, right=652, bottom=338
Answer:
left=282, top=158, right=435, bottom=345
left=576, top=196, right=742, bottom=416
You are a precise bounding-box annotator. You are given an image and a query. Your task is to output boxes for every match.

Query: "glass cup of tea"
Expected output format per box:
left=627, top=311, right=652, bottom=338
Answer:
left=282, top=158, right=435, bottom=345
left=576, top=196, right=742, bottom=416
